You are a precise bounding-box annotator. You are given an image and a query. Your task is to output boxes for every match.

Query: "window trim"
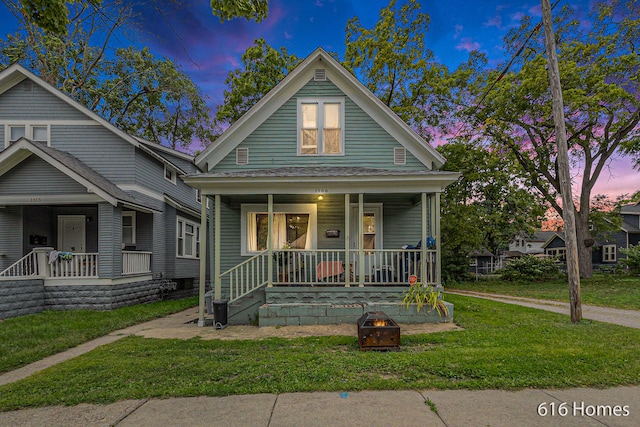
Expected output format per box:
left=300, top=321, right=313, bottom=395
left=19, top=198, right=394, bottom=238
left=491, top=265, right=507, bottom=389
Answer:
left=602, top=244, right=617, bottom=262
left=177, top=216, right=200, bottom=259
left=164, top=165, right=177, bottom=185
left=240, top=203, right=318, bottom=256
left=122, top=211, right=137, bottom=246
left=296, top=97, right=345, bottom=156
left=5, top=124, right=50, bottom=147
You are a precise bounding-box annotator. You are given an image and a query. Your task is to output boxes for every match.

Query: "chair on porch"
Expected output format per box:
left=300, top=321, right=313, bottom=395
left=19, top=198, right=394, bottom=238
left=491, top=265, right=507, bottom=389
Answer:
left=316, top=261, right=345, bottom=284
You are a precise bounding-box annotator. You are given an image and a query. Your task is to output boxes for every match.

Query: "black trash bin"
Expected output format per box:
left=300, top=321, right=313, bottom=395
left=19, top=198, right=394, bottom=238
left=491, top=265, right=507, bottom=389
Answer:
left=212, top=299, right=228, bottom=329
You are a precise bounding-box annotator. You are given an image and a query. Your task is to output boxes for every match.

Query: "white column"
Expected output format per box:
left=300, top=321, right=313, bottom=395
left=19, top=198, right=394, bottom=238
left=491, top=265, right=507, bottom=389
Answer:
left=344, top=193, right=350, bottom=287
left=214, top=195, right=221, bottom=300
left=435, top=192, right=442, bottom=285
left=267, top=194, right=273, bottom=287
left=358, top=193, right=364, bottom=287
left=421, top=192, right=427, bottom=286
left=198, top=194, right=208, bottom=327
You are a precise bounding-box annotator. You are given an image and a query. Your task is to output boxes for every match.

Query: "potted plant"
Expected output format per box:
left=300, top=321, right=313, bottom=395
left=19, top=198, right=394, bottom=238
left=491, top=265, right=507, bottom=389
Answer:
left=402, top=282, right=449, bottom=317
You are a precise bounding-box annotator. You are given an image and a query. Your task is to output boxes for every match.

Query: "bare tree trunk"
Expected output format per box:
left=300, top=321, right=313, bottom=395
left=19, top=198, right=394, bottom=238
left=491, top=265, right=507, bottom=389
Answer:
left=575, top=211, right=593, bottom=279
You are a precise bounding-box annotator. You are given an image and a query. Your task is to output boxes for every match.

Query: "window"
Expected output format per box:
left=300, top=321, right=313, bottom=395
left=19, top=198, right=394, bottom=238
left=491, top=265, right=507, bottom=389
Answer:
left=177, top=217, right=200, bottom=258
left=241, top=204, right=317, bottom=255
left=122, top=211, right=136, bottom=246
left=546, top=248, right=566, bottom=260
left=297, top=97, right=344, bottom=156
left=603, top=245, right=616, bottom=262
left=5, top=124, right=49, bottom=146
left=164, top=165, right=176, bottom=184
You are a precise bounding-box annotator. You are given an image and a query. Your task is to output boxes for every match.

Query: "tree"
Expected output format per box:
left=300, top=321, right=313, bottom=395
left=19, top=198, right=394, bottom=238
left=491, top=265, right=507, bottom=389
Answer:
left=15, top=0, right=269, bottom=35
left=1, top=0, right=215, bottom=150
left=343, top=0, right=450, bottom=142
left=438, top=140, right=546, bottom=281
left=214, top=37, right=299, bottom=126
left=458, top=0, right=640, bottom=278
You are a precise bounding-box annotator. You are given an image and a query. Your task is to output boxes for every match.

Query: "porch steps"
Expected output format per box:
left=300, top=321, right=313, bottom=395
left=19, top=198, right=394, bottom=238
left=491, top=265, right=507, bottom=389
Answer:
left=226, top=288, right=266, bottom=325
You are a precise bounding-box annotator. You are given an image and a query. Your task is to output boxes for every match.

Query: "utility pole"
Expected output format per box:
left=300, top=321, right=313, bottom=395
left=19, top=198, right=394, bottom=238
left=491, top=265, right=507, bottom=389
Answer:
left=541, top=0, right=582, bottom=322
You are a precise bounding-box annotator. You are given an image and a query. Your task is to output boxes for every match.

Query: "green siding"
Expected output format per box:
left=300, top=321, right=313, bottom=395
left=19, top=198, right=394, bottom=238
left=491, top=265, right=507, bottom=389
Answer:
left=214, top=79, right=424, bottom=171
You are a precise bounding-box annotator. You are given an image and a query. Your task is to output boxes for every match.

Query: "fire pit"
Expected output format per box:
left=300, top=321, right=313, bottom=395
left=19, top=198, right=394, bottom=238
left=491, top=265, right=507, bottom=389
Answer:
left=356, top=311, right=400, bottom=351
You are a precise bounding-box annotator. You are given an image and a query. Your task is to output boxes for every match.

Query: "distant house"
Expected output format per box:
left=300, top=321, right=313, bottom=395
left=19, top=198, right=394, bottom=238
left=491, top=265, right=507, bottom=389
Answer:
left=184, top=48, right=459, bottom=326
left=0, top=64, right=206, bottom=319
left=507, top=230, right=558, bottom=258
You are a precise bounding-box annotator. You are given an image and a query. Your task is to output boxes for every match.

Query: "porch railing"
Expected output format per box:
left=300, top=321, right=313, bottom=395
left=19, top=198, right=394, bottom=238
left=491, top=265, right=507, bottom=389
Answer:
left=0, top=251, right=39, bottom=277
left=223, top=252, right=270, bottom=303
left=49, top=253, right=99, bottom=278
left=122, top=251, right=152, bottom=275
left=273, top=248, right=436, bottom=286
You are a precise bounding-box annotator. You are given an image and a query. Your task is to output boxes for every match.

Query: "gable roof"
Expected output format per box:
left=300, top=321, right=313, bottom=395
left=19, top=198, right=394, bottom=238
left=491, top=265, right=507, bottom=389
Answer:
left=0, top=63, right=194, bottom=174
left=0, top=138, right=154, bottom=211
left=195, top=47, right=447, bottom=171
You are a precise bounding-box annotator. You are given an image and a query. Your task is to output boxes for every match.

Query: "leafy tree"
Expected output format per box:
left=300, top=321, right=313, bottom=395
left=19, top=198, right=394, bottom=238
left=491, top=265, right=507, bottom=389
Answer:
left=457, top=1, right=640, bottom=278
left=214, top=37, right=299, bottom=126
left=619, top=245, right=640, bottom=273
left=15, top=0, right=268, bottom=35
left=1, top=0, right=215, bottom=150
left=343, top=0, right=450, bottom=142
left=438, top=140, right=546, bottom=281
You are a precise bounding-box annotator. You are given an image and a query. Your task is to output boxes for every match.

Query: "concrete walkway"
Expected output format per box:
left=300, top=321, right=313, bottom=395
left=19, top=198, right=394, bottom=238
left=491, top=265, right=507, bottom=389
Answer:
left=1, top=294, right=639, bottom=426
left=447, top=290, right=640, bottom=329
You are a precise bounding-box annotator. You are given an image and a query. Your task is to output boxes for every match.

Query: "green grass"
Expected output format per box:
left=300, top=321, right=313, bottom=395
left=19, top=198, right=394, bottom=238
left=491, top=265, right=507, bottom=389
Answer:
left=1, top=294, right=639, bottom=410
left=448, top=275, right=640, bottom=310
left=0, top=297, right=197, bottom=374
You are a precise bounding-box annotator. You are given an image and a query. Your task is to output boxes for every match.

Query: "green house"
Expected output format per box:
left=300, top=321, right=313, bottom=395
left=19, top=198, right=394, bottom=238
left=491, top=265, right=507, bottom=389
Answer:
left=185, top=48, right=460, bottom=326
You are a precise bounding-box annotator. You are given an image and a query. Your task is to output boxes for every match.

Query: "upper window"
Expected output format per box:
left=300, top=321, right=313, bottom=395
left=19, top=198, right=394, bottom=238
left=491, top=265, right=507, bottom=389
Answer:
left=122, top=211, right=136, bottom=246
left=5, top=124, right=49, bottom=147
left=297, top=97, right=344, bottom=156
left=177, top=217, right=200, bottom=259
left=603, top=244, right=617, bottom=262
left=241, top=204, right=317, bottom=255
left=164, top=165, right=176, bottom=184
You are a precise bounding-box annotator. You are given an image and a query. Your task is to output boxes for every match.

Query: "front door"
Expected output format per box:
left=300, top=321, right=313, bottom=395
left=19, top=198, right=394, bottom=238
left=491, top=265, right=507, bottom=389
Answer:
left=57, top=215, right=86, bottom=252
left=350, top=205, right=383, bottom=279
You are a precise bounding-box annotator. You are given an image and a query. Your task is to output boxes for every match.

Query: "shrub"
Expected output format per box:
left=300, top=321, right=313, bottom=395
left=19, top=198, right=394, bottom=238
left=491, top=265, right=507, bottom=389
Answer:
left=499, top=255, right=562, bottom=282
left=619, top=244, right=640, bottom=274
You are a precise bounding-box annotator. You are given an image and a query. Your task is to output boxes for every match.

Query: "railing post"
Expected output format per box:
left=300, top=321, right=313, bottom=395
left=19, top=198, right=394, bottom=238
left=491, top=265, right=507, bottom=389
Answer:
left=34, top=247, right=53, bottom=277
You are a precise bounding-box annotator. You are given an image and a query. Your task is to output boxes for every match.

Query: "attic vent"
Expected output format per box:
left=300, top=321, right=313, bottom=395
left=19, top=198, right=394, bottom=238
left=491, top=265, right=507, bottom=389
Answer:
left=236, top=147, right=249, bottom=165
left=22, top=81, right=33, bottom=92
left=394, top=147, right=406, bottom=165
left=314, top=68, right=326, bottom=81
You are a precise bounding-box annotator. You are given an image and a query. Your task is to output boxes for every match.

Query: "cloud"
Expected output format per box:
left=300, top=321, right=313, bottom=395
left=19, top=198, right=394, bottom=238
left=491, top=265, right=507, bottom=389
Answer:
left=453, top=24, right=463, bottom=39
left=284, top=31, right=293, bottom=40
left=455, top=37, right=481, bottom=52
left=483, top=15, right=502, bottom=28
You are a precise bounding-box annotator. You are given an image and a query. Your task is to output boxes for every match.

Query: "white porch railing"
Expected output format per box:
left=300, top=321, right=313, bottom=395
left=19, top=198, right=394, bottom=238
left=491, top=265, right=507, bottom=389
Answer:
left=49, top=253, right=99, bottom=278
left=122, top=251, right=152, bottom=275
left=273, top=248, right=436, bottom=286
left=223, top=252, right=269, bottom=303
left=0, top=251, right=39, bottom=277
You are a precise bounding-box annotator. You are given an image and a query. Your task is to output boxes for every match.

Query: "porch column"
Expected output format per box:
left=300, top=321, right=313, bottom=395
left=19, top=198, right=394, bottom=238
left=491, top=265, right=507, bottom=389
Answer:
left=358, top=193, right=364, bottom=287
left=198, top=194, right=208, bottom=327
left=214, top=195, right=221, bottom=300
left=344, top=193, right=350, bottom=287
left=421, top=193, right=427, bottom=286
left=267, top=194, right=273, bottom=287
left=435, top=192, right=442, bottom=285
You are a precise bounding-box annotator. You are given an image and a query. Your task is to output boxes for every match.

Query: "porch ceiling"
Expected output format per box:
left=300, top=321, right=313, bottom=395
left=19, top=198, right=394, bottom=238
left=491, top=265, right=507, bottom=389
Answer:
left=184, top=167, right=460, bottom=195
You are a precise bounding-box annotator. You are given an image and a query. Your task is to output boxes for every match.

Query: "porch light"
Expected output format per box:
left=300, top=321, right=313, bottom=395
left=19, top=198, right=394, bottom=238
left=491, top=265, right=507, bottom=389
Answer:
left=317, top=195, right=324, bottom=201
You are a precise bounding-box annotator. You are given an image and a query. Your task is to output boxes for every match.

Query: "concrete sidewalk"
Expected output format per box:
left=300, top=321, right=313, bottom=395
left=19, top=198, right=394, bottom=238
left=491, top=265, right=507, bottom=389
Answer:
left=1, top=387, right=639, bottom=426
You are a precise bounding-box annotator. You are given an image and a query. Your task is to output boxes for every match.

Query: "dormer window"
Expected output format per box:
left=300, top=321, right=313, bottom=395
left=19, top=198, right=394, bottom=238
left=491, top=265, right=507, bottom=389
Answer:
left=164, top=165, right=176, bottom=184
left=297, top=97, right=344, bottom=156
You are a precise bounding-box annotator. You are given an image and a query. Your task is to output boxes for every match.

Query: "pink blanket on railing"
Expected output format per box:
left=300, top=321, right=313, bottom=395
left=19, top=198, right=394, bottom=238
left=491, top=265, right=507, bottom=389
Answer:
left=316, top=261, right=344, bottom=281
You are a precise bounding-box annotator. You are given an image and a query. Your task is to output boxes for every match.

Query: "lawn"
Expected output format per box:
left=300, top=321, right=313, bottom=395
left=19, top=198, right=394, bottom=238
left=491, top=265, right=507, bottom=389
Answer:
left=0, top=297, right=197, bottom=374
left=1, top=294, right=639, bottom=411
left=448, top=275, right=640, bottom=310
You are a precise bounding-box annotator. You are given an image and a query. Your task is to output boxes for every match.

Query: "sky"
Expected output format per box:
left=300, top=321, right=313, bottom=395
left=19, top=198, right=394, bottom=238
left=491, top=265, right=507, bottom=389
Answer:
left=0, top=0, right=637, bottom=199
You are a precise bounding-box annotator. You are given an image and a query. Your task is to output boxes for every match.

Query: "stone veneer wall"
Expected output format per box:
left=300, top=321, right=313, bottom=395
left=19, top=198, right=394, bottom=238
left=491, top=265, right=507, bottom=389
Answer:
left=0, top=278, right=46, bottom=319
left=44, top=280, right=164, bottom=311
left=259, top=286, right=453, bottom=326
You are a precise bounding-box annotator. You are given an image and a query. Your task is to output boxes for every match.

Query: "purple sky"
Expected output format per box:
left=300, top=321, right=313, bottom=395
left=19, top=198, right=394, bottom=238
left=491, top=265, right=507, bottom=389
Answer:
left=0, top=0, right=637, bottom=198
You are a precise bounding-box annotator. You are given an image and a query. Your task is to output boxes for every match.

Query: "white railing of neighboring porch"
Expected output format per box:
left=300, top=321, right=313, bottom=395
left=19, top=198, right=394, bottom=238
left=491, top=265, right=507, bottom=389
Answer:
left=49, top=253, right=99, bottom=278
left=122, top=251, right=152, bottom=275
left=0, top=251, right=39, bottom=277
